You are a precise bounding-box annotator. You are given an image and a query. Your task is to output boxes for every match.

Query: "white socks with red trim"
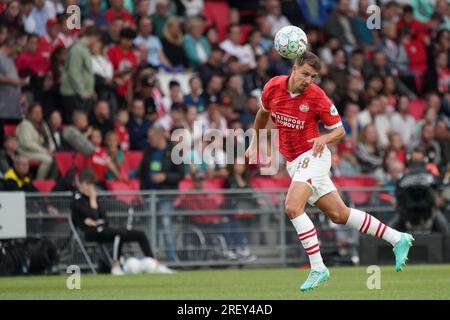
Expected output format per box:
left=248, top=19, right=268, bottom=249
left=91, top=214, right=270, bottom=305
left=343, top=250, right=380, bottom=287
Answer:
left=346, top=208, right=401, bottom=246
left=291, top=214, right=327, bottom=272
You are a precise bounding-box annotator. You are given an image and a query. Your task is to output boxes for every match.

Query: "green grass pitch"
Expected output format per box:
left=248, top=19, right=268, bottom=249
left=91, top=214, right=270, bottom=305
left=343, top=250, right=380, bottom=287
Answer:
left=0, top=264, right=449, bottom=300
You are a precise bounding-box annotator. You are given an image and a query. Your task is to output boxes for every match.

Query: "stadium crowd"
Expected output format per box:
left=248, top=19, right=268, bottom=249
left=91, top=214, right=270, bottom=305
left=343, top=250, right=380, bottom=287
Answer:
left=0, top=0, right=449, bottom=216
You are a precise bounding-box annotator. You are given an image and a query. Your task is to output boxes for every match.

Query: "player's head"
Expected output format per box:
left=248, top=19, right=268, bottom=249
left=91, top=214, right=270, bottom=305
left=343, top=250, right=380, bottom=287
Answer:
left=290, top=51, right=321, bottom=93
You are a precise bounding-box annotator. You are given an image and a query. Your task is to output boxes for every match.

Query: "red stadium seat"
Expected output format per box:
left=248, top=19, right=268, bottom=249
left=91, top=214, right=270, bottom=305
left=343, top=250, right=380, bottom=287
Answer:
left=332, top=176, right=377, bottom=205
left=123, top=151, right=144, bottom=177
left=409, top=99, right=426, bottom=121
left=54, top=151, right=74, bottom=177
left=175, top=177, right=226, bottom=207
left=249, top=176, right=291, bottom=205
left=33, top=179, right=56, bottom=193
left=105, top=179, right=143, bottom=206
left=204, top=1, right=229, bottom=42
left=3, top=124, right=17, bottom=135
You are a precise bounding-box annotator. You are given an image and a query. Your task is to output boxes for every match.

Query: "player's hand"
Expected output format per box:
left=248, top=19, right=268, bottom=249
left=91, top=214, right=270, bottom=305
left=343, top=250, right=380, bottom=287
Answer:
left=245, top=143, right=258, bottom=164
left=308, top=136, right=327, bottom=157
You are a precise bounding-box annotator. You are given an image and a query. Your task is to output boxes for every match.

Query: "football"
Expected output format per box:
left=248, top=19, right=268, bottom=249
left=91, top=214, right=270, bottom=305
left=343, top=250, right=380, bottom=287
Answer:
left=140, top=257, right=159, bottom=273
left=124, top=257, right=143, bottom=274
left=274, top=25, right=308, bottom=60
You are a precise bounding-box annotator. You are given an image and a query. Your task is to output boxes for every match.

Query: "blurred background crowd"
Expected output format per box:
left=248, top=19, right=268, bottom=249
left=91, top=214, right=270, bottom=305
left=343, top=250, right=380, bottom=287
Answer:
left=0, top=0, right=448, bottom=199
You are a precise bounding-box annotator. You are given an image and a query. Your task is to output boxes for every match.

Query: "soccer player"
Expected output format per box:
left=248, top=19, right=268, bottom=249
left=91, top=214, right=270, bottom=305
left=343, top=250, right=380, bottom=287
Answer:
left=245, top=52, right=414, bottom=292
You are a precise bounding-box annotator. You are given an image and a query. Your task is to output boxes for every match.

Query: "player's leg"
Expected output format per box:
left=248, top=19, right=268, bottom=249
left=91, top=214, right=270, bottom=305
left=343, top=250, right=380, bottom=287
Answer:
left=286, top=181, right=330, bottom=291
left=314, top=190, right=414, bottom=271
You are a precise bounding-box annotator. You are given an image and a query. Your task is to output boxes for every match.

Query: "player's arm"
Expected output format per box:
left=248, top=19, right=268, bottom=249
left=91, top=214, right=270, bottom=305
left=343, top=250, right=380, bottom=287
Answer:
left=245, top=108, right=270, bottom=163
left=308, top=126, right=345, bottom=157
left=309, top=100, right=345, bottom=157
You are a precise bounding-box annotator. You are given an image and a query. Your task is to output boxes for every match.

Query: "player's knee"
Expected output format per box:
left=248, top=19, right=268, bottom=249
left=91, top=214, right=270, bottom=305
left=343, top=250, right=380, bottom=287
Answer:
left=285, top=201, right=304, bottom=218
left=328, top=207, right=349, bottom=225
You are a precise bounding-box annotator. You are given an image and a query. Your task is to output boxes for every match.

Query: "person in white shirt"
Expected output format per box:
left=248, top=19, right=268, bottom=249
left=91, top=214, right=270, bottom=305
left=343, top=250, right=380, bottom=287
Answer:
left=390, top=95, right=417, bottom=146
left=358, top=95, right=392, bottom=148
left=219, top=24, right=253, bottom=71
left=265, top=0, right=291, bottom=37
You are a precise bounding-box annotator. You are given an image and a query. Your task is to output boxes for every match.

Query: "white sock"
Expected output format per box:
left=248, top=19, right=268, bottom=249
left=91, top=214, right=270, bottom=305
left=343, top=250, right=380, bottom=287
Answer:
left=291, top=213, right=327, bottom=271
left=346, top=208, right=402, bottom=246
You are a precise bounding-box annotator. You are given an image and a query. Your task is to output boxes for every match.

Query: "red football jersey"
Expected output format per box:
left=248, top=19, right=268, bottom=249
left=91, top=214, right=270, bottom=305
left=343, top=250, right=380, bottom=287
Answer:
left=260, top=76, right=342, bottom=162
left=107, top=45, right=137, bottom=97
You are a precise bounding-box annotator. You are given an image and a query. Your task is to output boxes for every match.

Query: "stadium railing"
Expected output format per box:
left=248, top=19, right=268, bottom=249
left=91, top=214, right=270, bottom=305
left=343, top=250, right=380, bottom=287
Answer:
left=24, top=186, right=395, bottom=273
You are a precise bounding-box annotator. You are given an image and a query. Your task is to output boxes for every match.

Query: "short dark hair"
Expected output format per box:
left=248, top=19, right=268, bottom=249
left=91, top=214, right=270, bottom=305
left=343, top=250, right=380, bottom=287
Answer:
left=82, top=26, right=101, bottom=38
left=120, top=27, right=137, bottom=40
left=294, top=51, right=321, bottom=72
left=78, top=168, right=98, bottom=185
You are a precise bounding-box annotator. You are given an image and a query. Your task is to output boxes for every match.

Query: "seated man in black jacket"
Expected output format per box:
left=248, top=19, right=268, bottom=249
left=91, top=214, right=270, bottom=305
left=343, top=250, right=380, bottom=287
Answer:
left=71, top=168, right=173, bottom=275
left=2, top=155, right=37, bottom=192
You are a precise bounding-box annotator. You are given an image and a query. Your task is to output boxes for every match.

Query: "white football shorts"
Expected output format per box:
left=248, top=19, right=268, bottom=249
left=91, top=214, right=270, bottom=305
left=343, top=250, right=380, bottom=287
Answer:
left=286, top=145, right=337, bottom=205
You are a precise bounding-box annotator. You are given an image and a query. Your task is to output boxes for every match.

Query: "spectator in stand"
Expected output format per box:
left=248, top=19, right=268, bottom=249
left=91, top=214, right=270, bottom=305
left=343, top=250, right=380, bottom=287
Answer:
left=151, top=0, right=171, bottom=38
left=0, top=0, right=24, bottom=38
left=107, top=27, right=137, bottom=106
left=161, top=16, right=189, bottom=71
left=15, top=33, right=49, bottom=102
left=184, top=75, right=206, bottom=113
left=358, top=95, right=392, bottom=148
left=47, top=109, right=67, bottom=151
left=332, top=139, right=361, bottom=176
left=240, top=95, right=259, bottom=130
left=90, top=39, right=116, bottom=110
left=223, top=74, right=246, bottom=114
left=328, top=48, right=348, bottom=100
left=154, top=102, right=187, bottom=133
left=204, top=26, right=218, bottom=48
left=196, top=46, right=225, bottom=85
left=60, top=26, right=101, bottom=123
left=386, top=131, right=407, bottom=165
left=2, top=155, right=37, bottom=191
left=409, top=123, right=442, bottom=168
left=85, top=0, right=107, bottom=30
left=180, top=0, right=203, bottom=18
left=201, top=73, right=223, bottom=105
left=198, top=100, right=227, bottom=137
left=324, top=0, right=359, bottom=52
left=104, top=130, right=126, bottom=181
left=417, top=106, right=438, bottom=138
left=25, top=0, right=53, bottom=36
left=220, top=24, right=253, bottom=72
left=127, top=98, right=151, bottom=151
left=318, top=35, right=340, bottom=66
left=423, top=50, right=450, bottom=96
left=140, top=125, right=184, bottom=261
left=101, top=16, right=124, bottom=47
left=390, top=95, right=417, bottom=146
left=114, top=108, right=130, bottom=152
left=243, top=54, right=270, bottom=96
left=37, top=18, right=61, bottom=60
left=265, top=0, right=291, bottom=37
left=134, top=16, right=172, bottom=71
left=0, top=135, right=19, bottom=174
left=340, top=76, right=365, bottom=114
left=86, top=128, right=125, bottom=186
left=427, top=29, right=450, bottom=69
left=183, top=16, right=210, bottom=69
left=0, top=37, right=23, bottom=134
left=355, top=123, right=383, bottom=175
left=352, top=0, right=375, bottom=48
left=161, top=80, right=183, bottom=111
left=435, top=102, right=450, bottom=168
left=89, top=100, right=114, bottom=139
left=341, top=102, right=361, bottom=146
left=16, top=103, right=56, bottom=179
left=396, top=4, right=429, bottom=44
left=105, top=0, right=135, bottom=27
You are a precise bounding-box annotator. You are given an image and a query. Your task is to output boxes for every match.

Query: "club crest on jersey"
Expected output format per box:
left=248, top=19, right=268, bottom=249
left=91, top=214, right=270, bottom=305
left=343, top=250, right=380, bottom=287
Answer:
left=299, top=104, right=309, bottom=112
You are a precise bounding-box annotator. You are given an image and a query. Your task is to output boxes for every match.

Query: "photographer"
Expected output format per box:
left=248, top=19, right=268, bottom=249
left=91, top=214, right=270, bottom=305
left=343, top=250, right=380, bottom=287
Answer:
left=391, top=146, right=449, bottom=235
